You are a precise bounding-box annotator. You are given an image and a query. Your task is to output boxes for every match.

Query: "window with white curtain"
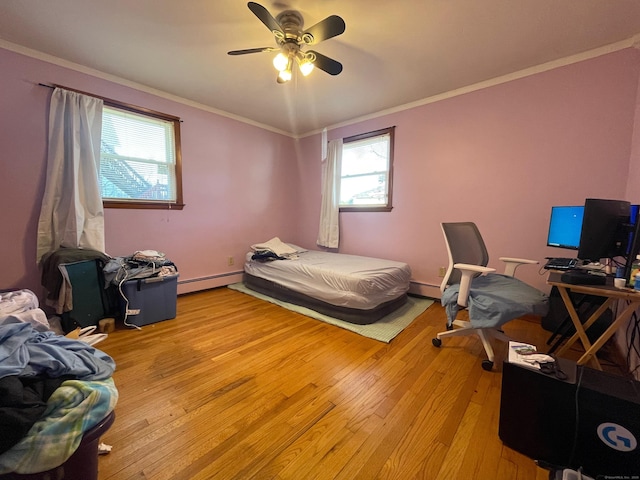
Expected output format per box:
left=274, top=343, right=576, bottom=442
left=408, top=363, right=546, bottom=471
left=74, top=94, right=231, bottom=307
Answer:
left=339, top=126, right=395, bottom=212
left=100, top=103, right=183, bottom=209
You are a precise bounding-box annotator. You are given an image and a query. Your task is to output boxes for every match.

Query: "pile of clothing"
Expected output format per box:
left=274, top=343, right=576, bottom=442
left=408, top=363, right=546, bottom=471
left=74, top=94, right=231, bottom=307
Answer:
left=103, top=249, right=177, bottom=287
left=0, top=289, right=117, bottom=474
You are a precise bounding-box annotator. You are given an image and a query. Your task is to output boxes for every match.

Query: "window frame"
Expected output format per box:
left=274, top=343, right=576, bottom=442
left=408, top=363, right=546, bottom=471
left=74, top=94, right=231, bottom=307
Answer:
left=100, top=98, right=184, bottom=210
left=339, top=126, right=395, bottom=213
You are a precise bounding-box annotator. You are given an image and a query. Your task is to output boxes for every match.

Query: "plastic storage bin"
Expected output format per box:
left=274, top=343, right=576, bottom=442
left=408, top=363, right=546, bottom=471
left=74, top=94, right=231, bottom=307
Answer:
left=119, top=274, right=178, bottom=326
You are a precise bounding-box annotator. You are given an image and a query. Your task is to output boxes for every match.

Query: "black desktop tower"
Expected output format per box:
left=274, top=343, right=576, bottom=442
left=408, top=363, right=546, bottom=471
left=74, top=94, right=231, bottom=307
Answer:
left=499, top=360, right=640, bottom=477
left=572, top=367, right=640, bottom=476
left=499, top=359, right=577, bottom=467
left=541, top=286, right=612, bottom=343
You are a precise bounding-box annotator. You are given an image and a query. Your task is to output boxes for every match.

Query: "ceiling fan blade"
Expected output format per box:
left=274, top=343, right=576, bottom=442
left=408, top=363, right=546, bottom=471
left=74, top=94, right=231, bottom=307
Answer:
left=247, top=2, right=283, bottom=35
left=308, top=50, right=343, bottom=76
left=228, top=47, right=276, bottom=56
left=302, top=15, right=345, bottom=45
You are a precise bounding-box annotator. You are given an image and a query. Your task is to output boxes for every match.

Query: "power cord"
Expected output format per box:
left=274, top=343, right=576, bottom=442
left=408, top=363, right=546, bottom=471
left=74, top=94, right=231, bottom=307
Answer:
left=115, top=262, right=142, bottom=330
left=626, top=307, right=640, bottom=379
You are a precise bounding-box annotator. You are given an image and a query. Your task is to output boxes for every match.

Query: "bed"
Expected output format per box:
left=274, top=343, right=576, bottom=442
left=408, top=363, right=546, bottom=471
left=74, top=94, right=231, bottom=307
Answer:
left=243, top=238, right=412, bottom=324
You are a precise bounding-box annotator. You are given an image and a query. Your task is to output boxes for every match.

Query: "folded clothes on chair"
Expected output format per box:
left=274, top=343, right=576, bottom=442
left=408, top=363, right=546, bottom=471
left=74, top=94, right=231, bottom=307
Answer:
left=441, top=274, right=549, bottom=328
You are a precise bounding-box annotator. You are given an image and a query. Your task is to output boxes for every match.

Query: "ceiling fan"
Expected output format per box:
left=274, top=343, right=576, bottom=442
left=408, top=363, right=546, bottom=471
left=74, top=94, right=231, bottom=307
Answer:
left=228, top=2, right=346, bottom=83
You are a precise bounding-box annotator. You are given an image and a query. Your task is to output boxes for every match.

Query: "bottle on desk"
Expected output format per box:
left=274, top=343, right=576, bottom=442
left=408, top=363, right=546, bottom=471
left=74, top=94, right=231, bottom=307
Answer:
left=630, top=255, right=640, bottom=289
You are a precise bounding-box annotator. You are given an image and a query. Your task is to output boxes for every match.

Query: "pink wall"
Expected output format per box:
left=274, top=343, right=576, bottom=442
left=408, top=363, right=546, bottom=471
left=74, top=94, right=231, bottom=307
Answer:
left=627, top=59, right=640, bottom=198
left=0, top=47, right=299, bottom=298
left=2, top=46, right=640, bottom=300
left=294, top=49, right=640, bottom=293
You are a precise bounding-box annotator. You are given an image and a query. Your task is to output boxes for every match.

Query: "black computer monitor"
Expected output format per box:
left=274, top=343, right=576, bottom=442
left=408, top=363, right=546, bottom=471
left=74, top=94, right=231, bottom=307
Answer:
left=577, top=198, right=631, bottom=262
left=546, top=205, right=584, bottom=250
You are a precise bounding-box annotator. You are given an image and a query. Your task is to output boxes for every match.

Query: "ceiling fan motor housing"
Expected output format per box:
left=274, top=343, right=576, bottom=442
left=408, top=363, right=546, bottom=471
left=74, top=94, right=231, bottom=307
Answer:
left=275, top=10, right=313, bottom=45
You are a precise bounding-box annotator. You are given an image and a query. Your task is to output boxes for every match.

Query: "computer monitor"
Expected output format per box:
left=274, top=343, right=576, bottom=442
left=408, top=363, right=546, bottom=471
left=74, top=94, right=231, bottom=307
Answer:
left=577, top=198, right=631, bottom=262
left=546, top=205, right=584, bottom=250
left=623, top=204, right=640, bottom=282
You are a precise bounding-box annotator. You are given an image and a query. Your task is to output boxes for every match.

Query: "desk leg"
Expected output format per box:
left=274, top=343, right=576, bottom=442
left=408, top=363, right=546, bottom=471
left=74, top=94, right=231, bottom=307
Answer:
left=577, top=301, right=639, bottom=366
left=555, top=286, right=610, bottom=370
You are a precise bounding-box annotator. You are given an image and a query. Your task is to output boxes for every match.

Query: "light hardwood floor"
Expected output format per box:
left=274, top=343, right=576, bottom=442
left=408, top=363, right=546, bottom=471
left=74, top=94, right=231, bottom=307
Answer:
left=96, top=287, right=569, bottom=480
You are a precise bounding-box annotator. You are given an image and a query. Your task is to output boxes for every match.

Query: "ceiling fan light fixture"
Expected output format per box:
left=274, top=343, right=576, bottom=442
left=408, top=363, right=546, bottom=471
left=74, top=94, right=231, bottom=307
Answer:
left=273, top=52, right=288, bottom=71
left=277, top=54, right=294, bottom=82
left=278, top=69, right=292, bottom=82
left=298, top=58, right=314, bottom=76
left=297, top=51, right=315, bottom=76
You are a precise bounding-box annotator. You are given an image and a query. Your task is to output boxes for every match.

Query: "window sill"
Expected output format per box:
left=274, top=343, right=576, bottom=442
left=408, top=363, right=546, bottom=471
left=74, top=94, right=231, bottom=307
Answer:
left=339, top=206, right=393, bottom=213
left=104, top=201, right=185, bottom=210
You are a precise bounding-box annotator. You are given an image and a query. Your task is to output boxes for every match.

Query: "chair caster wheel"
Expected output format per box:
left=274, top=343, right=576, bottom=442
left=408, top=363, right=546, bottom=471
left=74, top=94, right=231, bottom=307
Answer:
left=481, top=360, right=494, bottom=371
left=446, top=324, right=453, bottom=331
left=432, top=338, right=442, bottom=348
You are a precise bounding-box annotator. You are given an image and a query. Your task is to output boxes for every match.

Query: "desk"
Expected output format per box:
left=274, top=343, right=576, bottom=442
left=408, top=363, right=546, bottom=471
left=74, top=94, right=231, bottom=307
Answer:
left=547, top=271, right=640, bottom=369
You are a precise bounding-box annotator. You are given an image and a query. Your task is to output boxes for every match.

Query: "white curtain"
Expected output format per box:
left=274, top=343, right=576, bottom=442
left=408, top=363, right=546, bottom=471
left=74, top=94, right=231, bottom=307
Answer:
left=317, top=138, right=342, bottom=248
left=36, top=88, right=105, bottom=263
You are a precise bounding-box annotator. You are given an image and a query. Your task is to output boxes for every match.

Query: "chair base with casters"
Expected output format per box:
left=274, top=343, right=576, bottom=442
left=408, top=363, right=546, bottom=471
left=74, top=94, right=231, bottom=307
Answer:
left=432, top=319, right=513, bottom=371
left=432, top=222, right=549, bottom=371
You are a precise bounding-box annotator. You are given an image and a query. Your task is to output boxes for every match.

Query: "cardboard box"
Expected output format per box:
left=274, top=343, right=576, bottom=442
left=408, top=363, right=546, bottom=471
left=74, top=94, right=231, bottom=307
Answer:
left=119, top=274, right=178, bottom=326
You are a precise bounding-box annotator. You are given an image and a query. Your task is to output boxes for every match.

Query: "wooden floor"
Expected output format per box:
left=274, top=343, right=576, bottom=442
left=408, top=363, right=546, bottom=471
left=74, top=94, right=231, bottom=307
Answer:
left=96, top=287, right=577, bottom=480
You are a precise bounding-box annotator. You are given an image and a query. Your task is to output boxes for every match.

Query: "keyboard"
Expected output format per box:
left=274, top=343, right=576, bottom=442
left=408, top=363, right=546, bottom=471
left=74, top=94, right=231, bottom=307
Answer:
left=543, top=257, right=578, bottom=270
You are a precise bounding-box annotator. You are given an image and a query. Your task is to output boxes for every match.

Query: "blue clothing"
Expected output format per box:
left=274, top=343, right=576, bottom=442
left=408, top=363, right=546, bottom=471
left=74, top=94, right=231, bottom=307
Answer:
left=441, top=274, right=549, bottom=328
left=0, top=319, right=115, bottom=381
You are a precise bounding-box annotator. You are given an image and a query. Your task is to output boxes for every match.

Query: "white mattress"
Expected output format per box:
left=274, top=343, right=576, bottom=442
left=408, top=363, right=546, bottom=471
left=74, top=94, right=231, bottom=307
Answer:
left=244, top=250, right=411, bottom=310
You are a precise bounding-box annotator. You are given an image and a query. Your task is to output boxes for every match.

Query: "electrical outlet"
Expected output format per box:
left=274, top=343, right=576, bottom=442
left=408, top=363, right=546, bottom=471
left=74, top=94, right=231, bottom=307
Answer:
left=438, top=266, right=446, bottom=277
left=228, top=256, right=234, bottom=266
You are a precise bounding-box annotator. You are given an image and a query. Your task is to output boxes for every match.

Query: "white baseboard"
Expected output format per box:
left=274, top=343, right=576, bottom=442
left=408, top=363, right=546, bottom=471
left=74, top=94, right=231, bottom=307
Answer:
left=409, top=281, right=441, bottom=299
left=177, top=271, right=243, bottom=295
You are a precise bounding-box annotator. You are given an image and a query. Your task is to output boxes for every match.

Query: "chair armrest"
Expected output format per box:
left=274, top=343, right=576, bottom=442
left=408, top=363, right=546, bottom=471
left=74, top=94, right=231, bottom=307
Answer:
left=453, top=263, right=495, bottom=308
left=499, top=257, right=539, bottom=277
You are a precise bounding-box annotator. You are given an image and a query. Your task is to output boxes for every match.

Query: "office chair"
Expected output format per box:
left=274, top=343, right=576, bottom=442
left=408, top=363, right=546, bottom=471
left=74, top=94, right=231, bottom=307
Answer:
left=432, top=222, right=549, bottom=370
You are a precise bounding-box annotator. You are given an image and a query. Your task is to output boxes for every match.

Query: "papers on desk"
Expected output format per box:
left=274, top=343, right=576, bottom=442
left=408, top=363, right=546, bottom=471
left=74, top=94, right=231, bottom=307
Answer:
left=508, top=341, right=541, bottom=370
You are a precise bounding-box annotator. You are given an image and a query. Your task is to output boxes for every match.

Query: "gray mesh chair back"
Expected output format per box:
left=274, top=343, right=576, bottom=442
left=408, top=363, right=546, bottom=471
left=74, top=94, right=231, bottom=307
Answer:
left=441, top=222, right=489, bottom=287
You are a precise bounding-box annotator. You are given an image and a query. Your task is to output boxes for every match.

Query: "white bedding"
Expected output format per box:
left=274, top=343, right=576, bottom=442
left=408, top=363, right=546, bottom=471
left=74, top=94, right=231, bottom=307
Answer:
left=244, top=249, right=411, bottom=310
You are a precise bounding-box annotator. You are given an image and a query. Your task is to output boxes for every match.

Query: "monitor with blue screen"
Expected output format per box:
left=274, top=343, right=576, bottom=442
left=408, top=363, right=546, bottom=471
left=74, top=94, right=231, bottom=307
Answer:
left=546, top=205, right=584, bottom=250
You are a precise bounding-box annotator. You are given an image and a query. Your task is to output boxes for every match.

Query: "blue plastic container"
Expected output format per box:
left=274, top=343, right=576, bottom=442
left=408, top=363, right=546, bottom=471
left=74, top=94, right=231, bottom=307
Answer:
left=119, top=274, right=178, bottom=326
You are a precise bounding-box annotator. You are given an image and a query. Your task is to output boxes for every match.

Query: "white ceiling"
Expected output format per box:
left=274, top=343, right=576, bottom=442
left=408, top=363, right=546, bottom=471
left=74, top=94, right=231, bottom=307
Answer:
left=3, top=0, right=640, bottom=136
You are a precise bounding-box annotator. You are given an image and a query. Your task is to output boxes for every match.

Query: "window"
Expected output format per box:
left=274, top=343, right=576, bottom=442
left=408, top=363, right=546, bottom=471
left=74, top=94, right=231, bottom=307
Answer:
left=339, top=126, right=395, bottom=212
left=100, top=102, right=183, bottom=209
